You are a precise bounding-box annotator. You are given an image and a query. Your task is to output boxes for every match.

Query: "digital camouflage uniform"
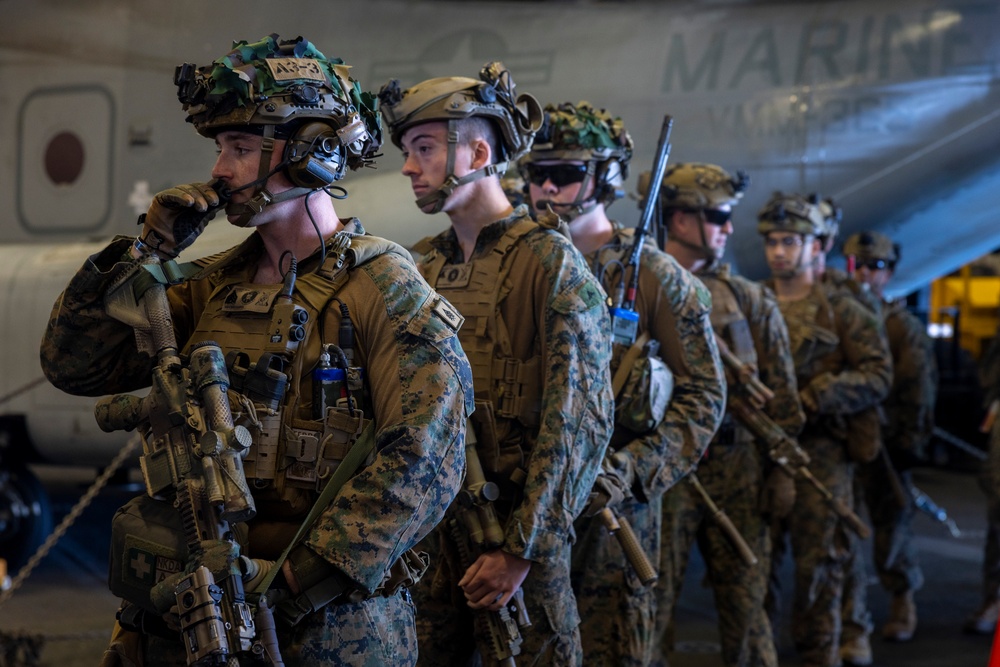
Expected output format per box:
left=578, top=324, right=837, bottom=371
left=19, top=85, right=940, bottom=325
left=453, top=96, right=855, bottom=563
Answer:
left=765, top=280, right=892, bottom=666
left=841, top=296, right=936, bottom=645
left=40, top=221, right=472, bottom=666
left=518, top=103, right=725, bottom=667
left=576, top=225, right=725, bottom=667
left=412, top=206, right=614, bottom=667
left=653, top=265, right=802, bottom=667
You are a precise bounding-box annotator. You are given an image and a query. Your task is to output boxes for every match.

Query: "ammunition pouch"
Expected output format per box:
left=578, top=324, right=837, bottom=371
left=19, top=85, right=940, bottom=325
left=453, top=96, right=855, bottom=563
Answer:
left=845, top=405, right=883, bottom=463
left=109, top=495, right=248, bottom=614
left=237, top=402, right=371, bottom=493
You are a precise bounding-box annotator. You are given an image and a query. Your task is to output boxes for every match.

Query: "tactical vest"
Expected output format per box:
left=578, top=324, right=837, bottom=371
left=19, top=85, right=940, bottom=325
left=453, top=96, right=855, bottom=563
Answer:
left=416, top=218, right=543, bottom=474
left=181, top=232, right=404, bottom=501
left=701, top=269, right=757, bottom=445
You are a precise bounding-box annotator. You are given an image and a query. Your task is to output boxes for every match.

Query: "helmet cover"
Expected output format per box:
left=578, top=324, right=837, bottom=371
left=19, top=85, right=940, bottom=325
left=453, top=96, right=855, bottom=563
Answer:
left=757, top=192, right=826, bottom=237
left=843, top=231, right=899, bottom=265
left=637, top=162, right=749, bottom=212
left=521, top=101, right=633, bottom=207
left=174, top=34, right=381, bottom=170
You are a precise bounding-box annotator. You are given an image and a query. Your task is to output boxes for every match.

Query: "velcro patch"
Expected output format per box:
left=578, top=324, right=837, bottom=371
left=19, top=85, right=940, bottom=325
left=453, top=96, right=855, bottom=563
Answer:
left=433, top=297, right=464, bottom=332
left=122, top=535, right=184, bottom=588
left=265, top=57, right=326, bottom=83
left=437, top=264, right=472, bottom=289
left=223, top=285, right=281, bottom=313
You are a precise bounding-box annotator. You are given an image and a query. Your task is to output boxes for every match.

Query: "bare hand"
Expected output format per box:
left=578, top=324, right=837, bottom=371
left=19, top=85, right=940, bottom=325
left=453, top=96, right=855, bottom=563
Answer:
left=458, top=550, right=531, bottom=611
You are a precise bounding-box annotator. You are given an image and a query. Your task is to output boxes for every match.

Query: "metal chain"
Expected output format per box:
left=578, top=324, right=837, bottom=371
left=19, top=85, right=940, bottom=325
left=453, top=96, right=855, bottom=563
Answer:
left=0, top=432, right=142, bottom=607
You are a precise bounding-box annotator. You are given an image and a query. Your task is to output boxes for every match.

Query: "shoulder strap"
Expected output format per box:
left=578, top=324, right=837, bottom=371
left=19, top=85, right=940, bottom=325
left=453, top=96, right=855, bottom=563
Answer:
left=612, top=331, right=652, bottom=398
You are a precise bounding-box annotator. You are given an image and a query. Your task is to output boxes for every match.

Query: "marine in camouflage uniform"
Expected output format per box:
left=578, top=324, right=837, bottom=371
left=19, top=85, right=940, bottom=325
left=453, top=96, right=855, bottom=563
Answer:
left=39, top=36, right=471, bottom=667
left=638, top=164, right=804, bottom=667
left=835, top=231, right=937, bottom=656
left=520, top=105, right=725, bottom=666
left=966, top=322, right=1000, bottom=633
left=759, top=193, right=892, bottom=667
left=379, top=70, right=614, bottom=666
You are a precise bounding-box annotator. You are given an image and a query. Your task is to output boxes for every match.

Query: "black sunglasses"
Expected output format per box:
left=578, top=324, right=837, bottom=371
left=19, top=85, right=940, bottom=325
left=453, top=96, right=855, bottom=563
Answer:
left=857, top=258, right=888, bottom=270
left=524, top=163, right=589, bottom=187
left=683, top=208, right=731, bottom=226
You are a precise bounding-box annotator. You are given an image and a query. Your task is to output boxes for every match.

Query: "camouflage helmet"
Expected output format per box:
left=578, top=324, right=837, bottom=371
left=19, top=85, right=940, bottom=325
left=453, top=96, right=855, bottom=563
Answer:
left=757, top=192, right=826, bottom=237
left=174, top=34, right=381, bottom=170
left=637, top=163, right=749, bottom=212
left=521, top=101, right=634, bottom=208
left=843, top=231, right=900, bottom=266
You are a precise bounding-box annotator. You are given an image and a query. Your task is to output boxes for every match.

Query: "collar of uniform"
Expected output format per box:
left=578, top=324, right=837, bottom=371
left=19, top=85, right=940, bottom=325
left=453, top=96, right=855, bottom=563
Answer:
left=429, top=205, right=533, bottom=262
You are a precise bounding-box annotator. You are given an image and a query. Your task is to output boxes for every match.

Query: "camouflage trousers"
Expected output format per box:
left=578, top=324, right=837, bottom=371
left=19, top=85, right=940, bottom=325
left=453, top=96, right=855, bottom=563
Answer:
left=841, top=460, right=923, bottom=642
left=571, top=494, right=659, bottom=666
left=132, top=589, right=418, bottom=666
left=767, top=433, right=853, bottom=667
left=652, top=443, right=777, bottom=667
left=413, top=524, right=582, bottom=667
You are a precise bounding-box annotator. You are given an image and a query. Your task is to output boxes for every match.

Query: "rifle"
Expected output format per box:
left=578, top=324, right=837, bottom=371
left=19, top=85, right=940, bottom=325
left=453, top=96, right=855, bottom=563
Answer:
left=687, top=473, right=758, bottom=567
left=450, top=420, right=530, bottom=667
left=587, top=468, right=659, bottom=585
left=96, top=256, right=283, bottom=666
left=911, top=486, right=962, bottom=538
left=609, top=115, right=673, bottom=345
left=716, top=335, right=871, bottom=540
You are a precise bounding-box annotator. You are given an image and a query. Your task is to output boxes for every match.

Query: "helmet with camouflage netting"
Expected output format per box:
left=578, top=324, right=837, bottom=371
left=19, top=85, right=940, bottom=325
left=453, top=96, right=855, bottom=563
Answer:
left=757, top=192, right=826, bottom=237
left=520, top=101, right=634, bottom=214
left=378, top=62, right=542, bottom=212
left=843, top=231, right=900, bottom=267
left=174, top=34, right=382, bottom=224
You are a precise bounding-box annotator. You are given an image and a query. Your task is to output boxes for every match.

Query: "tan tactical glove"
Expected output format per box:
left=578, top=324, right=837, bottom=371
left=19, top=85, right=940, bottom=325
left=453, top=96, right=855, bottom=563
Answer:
left=137, top=182, right=225, bottom=258
left=760, top=468, right=796, bottom=520
left=581, top=452, right=633, bottom=517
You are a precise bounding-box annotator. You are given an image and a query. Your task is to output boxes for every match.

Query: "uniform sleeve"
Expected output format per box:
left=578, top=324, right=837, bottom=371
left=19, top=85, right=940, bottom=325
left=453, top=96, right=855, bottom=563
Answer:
left=884, top=308, right=937, bottom=458
left=806, top=295, right=892, bottom=415
left=502, top=235, right=614, bottom=564
left=305, top=256, right=471, bottom=591
left=617, top=252, right=726, bottom=500
left=751, top=285, right=805, bottom=438
left=40, top=237, right=156, bottom=396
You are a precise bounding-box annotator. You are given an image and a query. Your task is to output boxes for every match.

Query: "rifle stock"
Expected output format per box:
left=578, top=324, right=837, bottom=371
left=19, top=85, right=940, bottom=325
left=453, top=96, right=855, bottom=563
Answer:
left=726, top=393, right=871, bottom=541
left=687, top=473, right=758, bottom=567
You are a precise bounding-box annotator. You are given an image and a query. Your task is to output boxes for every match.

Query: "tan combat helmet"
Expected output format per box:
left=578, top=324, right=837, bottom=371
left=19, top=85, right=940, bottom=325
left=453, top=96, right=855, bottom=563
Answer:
left=843, top=231, right=900, bottom=268
left=757, top=192, right=826, bottom=237
left=378, top=62, right=542, bottom=213
left=173, top=34, right=382, bottom=225
left=637, top=162, right=749, bottom=212
left=519, top=101, right=634, bottom=218
left=637, top=162, right=749, bottom=259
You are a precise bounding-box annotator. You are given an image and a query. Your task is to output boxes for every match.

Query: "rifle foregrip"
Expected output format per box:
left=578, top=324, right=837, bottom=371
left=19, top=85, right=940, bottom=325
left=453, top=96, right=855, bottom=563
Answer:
left=710, top=509, right=758, bottom=567
left=600, top=509, right=658, bottom=585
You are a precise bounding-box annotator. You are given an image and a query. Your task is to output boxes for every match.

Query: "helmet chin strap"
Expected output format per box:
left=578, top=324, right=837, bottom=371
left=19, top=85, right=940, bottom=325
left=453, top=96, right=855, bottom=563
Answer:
left=533, top=161, right=599, bottom=222
left=415, top=119, right=510, bottom=214
left=226, top=124, right=316, bottom=227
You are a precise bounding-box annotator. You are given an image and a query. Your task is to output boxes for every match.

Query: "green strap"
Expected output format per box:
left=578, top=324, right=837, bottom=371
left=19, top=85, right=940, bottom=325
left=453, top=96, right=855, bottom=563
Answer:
left=254, top=420, right=377, bottom=595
